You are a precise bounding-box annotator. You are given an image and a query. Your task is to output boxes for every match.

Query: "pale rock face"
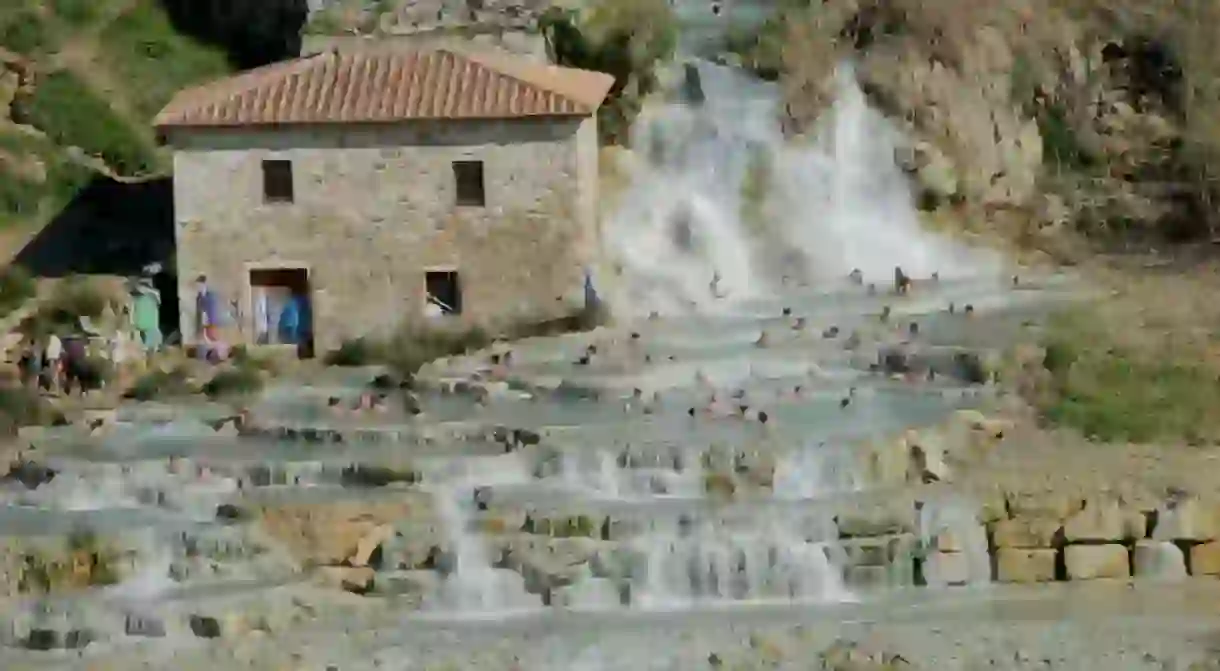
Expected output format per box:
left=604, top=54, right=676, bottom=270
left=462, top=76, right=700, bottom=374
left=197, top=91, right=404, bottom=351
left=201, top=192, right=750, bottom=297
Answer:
left=1064, top=544, right=1129, bottom=580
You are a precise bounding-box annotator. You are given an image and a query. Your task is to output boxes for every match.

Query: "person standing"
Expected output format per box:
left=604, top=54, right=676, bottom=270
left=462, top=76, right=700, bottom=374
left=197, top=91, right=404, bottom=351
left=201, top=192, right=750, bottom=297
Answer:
left=278, top=292, right=301, bottom=345
left=195, top=275, right=219, bottom=343
left=44, top=331, right=62, bottom=394
left=62, top=336, right=87, bottom=396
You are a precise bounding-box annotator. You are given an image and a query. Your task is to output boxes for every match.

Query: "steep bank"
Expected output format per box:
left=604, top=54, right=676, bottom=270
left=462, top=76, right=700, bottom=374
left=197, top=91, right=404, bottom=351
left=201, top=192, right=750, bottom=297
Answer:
left=729, top=0, right=1220, bottom=254
left=0, top=0, right=231, bottom=241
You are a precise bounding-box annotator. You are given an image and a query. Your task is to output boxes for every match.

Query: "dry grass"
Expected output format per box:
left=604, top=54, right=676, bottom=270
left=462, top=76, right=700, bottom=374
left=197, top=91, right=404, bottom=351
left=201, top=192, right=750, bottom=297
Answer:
left=1016, top=254, right=1220, bottom=444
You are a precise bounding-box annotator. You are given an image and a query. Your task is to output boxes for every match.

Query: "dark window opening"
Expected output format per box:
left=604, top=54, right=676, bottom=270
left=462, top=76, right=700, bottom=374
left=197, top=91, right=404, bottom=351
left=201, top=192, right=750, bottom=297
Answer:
left=425, top=270, right=462, bottom=315
left=453, top=160, right=485, bottom=207
left=262, top=159, right=294, bottom=203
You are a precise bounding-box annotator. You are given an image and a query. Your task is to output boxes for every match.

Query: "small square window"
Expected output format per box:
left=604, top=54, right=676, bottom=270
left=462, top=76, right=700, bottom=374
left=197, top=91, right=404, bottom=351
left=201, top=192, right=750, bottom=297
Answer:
left=453, top=160, right=485, bottom=207
left=262, top=159, right=294, bottom=203
left=425, top=270, right=462, bottom=315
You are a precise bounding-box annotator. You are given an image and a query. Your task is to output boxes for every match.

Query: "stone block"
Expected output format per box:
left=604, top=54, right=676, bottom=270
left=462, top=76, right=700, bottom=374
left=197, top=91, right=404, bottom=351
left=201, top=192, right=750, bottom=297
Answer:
left=926, top=529, right=967, bottom=553
left=837, top=505, right=914, bottom=538
left=995, top=548, right=1056, bottom=583
left=844, top=565, right=891, bottom=590
left=1133, top=541, right=1186, bottom=580
left=924, top=551, right=971, bottom=586
left=1064, top=545, right=1129, bottom=580
left=992, top=517, right=1061, bottom=548
left=1190, top=541, right=1220, bottom=576
left=1006, top=492, right=1083, bottom=521
left=842, top=537, right=891, bottom=566
left=1064, top=501, right=1144, bottom=542
left=1154, top=499, right=1220, bottom=542
left=373, top=570, right=438, bottom=598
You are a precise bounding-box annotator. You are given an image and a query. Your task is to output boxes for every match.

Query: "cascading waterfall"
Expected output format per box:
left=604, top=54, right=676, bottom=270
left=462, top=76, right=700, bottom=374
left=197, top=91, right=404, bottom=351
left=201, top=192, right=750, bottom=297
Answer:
left=773, top=442, right=863, bottom=499
left=422, top=455, right=539, bottom=616
left=628, top=517, right=852, bottom=608
left=918, top=496, right=992, bottom=587
left=604, top=59, right=1000, bottom=318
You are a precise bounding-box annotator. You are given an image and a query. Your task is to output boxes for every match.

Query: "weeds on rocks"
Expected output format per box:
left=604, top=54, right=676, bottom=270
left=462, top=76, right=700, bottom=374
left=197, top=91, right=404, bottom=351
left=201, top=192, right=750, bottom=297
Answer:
left=0, top=386, right=63, bottom=434
left=0, top=266, right=35, bottom=318
left=1026, top=310, right=1220, bottom=444
left=126, top=366, right=193, bottom=401
left=326, top=304, right=607, bottom=376
left=202, top=365, right=264, bottom=400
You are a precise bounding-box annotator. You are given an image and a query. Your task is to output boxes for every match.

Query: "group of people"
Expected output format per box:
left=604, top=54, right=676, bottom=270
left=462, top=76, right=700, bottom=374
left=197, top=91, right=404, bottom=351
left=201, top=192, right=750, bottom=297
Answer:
left=17, top=331, right=94, bottom=395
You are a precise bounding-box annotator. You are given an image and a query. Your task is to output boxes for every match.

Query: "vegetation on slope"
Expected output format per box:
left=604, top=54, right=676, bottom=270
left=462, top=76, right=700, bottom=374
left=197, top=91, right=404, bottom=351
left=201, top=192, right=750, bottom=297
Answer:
left=541, top=0, right=678, bottom=145
left=722, top=1, right=1204, bottom=240
left=0, top=0, right=234, bottom=233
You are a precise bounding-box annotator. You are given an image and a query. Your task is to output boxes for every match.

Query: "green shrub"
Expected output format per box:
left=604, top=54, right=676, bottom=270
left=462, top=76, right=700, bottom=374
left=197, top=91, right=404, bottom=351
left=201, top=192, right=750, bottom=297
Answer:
left=47, top=276, right=106, bottom=319
left=24, top=276, right=108, bottom=337
left=0, top=385, right=60, bottom=435
left=383, top=323, right=493, bottom=377
left=0, top=266, right=36, bottom=317
left=0, top=11, right=56, bottom=55
left=1033, top=312, right=1220, bottom=443
left=0, top=131, right=95, bottom=228
left=1037, top=102, right=1095, bottom=172
left=50, top=0, right=102, bottom=26
left=16, top=70, right=159, bottom=176
left=0, top=173, right=44, bottom=222
left=541, top=0, right=678, bottom=144
left=324, top=337, right=382, bottom=367
left=99, top=0, right=231, bottom=122
left=202, top=366, right=264, bottom=399
left=126, top=366, right=193, bottom=401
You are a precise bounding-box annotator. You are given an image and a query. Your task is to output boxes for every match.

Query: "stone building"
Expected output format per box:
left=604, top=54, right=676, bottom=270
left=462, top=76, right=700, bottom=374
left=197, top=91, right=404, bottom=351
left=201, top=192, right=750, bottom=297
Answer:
left=154, top=47, right=614, bottom=355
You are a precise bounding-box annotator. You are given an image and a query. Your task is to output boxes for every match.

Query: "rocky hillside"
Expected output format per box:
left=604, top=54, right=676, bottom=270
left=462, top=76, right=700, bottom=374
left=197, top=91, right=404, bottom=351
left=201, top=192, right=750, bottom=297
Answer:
left=726, top=0, right=1220, bottom=255
left=0, top=0, right=232, bottom=233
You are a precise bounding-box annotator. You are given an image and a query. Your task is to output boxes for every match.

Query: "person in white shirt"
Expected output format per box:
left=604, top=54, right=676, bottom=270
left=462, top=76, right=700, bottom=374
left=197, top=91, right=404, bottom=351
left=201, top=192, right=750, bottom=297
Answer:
left=44, top=333, right=63, bottom=393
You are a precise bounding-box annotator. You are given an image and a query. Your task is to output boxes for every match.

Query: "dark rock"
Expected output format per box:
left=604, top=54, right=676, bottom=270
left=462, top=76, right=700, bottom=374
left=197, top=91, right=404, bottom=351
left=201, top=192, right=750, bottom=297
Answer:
left=952, top=352, right=989, bottom=384
left=25, top=629, right=57, bottom=650
left=370, top=374, right=401, bottom=391
left=188, top=615, right=222, bottom=638
left=513, top=428, right=541, bottom=446
left=473, top=486, right=492, bottom=511
left=4, top=460, right=56, bottom=489
left=63, top=629, right=92, bottom=649
left=245, top=466, right=272, bottom=487
left=340, top=465, right=418, bottom=487
left=879, top=347, right=911, bottom=374
left=125, top=613, right=166, bottom=637
left=215, top=503, right=246, bottom=522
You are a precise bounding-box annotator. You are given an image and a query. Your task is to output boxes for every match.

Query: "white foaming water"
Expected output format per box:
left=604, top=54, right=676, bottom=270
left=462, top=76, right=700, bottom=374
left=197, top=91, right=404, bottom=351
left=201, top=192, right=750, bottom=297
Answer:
left=628, top=519, right=852, bottom=608
left=558, top=449, right=704, bottom=500
left=109, top=530, right=177, bottom=601
left=605, top=60, right=999, bottom=317
left=773, top=442, right=863, bottom=499
left=421, top=455, right=540, bottom=616
left=918, top=496, right=992, bottom=587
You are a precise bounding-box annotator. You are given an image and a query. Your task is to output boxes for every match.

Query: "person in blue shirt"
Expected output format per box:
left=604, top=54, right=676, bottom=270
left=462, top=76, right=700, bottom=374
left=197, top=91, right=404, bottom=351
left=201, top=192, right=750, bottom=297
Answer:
left=278, top=293, right=301, bottom=345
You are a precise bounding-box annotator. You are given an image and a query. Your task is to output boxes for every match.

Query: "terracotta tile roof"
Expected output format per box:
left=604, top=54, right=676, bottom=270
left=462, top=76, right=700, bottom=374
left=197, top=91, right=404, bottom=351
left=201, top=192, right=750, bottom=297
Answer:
left=153, top=48, right=616, bottom=129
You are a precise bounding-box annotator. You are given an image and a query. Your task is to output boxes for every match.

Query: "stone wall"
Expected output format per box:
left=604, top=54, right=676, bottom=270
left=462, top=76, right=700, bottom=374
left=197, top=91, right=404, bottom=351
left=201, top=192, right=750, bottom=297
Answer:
left=166, top=115, right=601, bottom=353
left=300, top=29, right=549, bottom=61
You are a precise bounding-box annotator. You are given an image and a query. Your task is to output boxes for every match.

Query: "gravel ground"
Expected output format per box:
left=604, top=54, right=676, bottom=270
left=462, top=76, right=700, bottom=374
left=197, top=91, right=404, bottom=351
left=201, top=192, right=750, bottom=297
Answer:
left=9, top=581, right=1220, bottom=670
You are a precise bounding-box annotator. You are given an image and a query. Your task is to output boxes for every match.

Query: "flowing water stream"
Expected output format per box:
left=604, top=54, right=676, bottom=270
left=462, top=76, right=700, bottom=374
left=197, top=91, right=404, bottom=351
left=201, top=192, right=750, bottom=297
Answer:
left=0, top=42, right=1103, bottom=670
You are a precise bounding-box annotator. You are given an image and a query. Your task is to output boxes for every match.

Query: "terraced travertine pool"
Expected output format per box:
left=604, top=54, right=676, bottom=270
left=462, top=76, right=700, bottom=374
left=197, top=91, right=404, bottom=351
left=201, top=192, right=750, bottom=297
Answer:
left=9, top=272, right=1217, bottom=671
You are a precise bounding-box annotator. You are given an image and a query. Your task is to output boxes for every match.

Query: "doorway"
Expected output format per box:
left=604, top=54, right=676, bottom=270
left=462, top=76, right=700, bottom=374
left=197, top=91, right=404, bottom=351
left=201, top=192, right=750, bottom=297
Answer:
left=250, top=267, right=313, bottom=357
